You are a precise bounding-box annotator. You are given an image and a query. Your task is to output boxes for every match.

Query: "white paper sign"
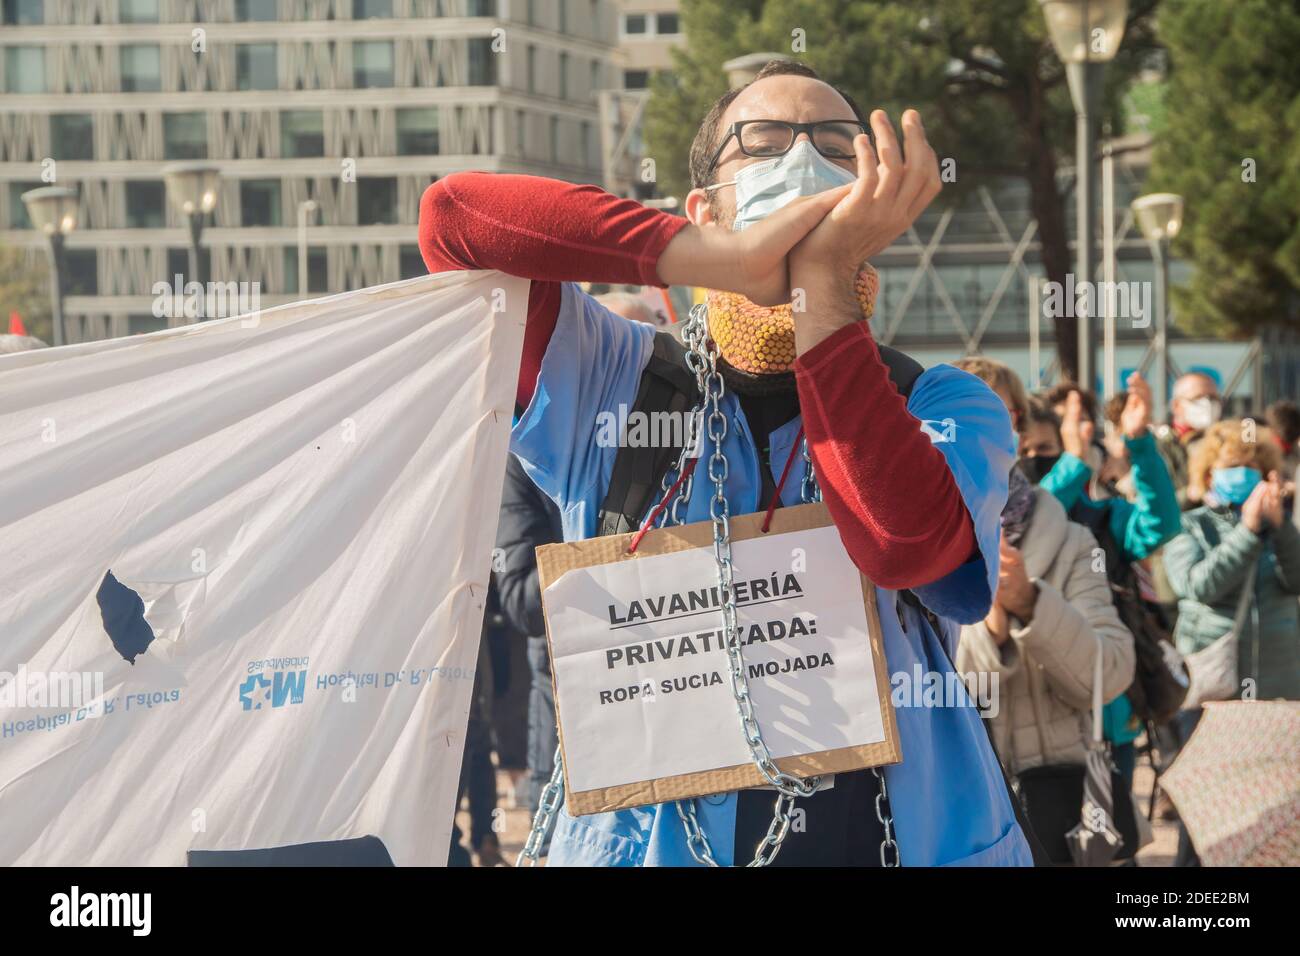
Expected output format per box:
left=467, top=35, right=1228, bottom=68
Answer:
left=544, top=523, right=887, bottom=795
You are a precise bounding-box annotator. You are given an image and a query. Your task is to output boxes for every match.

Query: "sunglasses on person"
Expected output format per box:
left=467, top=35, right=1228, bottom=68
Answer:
left=705, top=119, right=870, bottom=176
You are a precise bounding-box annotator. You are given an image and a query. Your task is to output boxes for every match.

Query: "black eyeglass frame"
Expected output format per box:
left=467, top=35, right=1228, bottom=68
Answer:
left=705, top=119, right=871, bottom=177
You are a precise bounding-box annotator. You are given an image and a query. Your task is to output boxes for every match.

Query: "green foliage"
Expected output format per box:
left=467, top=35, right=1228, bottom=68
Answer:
left=1147, top=0, right=1300, bottom=337
left=645, top=0, right=1161, bottom=378
left=647, top=0, right=1157, bottom=198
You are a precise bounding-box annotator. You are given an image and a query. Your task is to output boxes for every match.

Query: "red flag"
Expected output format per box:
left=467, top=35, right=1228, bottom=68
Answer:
left=8, top=311, right=26, bottom=336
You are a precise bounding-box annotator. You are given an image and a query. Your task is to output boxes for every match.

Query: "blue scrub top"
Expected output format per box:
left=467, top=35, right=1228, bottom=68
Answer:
left=512, top=282, right=1031, bottom=867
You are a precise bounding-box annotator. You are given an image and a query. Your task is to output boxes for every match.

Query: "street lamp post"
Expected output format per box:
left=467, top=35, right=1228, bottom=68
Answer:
left=1039, top=0, right=1129, bottom=390
left=21, top=186, right=79, bottom=348
left=162, top=162, right=221, bottom=292
left=1132, top=192, right=1185, bottom=423
left=297, top=199, right=319, bottom=298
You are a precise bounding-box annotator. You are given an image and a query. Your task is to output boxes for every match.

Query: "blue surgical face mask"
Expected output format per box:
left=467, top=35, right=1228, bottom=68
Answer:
left=1210, top=466, right=1262, bottom=506
left=709, top=139, right=857, bottom=232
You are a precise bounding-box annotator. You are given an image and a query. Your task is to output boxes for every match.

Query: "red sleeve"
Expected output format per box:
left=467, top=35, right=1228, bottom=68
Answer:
left=794, top=322, right=977, bottom=590
left=418, top=172, right=689, bottom=409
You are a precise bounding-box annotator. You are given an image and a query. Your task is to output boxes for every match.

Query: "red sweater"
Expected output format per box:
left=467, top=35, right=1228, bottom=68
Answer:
left=418, top=172, right=975, bottom=590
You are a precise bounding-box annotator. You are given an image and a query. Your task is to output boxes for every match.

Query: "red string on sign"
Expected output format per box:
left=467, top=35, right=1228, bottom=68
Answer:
left=628, top=456, right=699, bottom=554
left=762, top=426, right=805, bottom=534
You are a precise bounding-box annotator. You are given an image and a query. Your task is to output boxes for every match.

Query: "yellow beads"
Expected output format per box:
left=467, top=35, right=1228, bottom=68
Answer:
left=705, top=263, right=880, bottom=374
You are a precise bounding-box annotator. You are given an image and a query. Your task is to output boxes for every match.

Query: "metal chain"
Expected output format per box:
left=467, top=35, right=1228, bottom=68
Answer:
left=671, top=303, right=821, bottom=867
left=873, top=767, right=900, bottom=867
left=517, top=744, right=565, bottom=867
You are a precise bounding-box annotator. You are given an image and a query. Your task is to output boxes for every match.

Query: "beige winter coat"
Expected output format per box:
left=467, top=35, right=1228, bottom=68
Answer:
left=957, top=488, right=1135, bottom=771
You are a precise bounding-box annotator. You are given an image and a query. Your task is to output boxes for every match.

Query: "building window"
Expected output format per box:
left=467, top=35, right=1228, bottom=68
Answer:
left=236, top=43, right=278, bottom=90
left=124, top=181, right=166, bottom=229
left=526, top=0, right=536, bottom=26
left=357, top=177, right=398, bottom=225
left=65, top=249, right=98, bottom=296
left=399, top=244, right=425, bottom=280
left=51, top=114, right=94, bottom=161
left=120, top=44, right=162, bottom=92
left=7, top=181, right=41, bottom=228
left=5, top=47, right=45, bottom=93
left=580, top=120, right=591, bottom=170
left=515, top=109, right=526, bottom=157
left=280, top=110, right=325, bottom=158
left=466, top=0, right=496, bottom=15
left=656, top=12, right=680, bottom=35
left=163, top=112, right=208, bottom=160
left=241, top=179, right=282, bottom=227
left=623, top=70, right=649, bottom=90
left=526, top=45, right=536, bottom=94
left=559, top=52, right=568, bottom=99
left=590, top=59, right=600, bottom=94
left=353, top=41, right=394, bottom=88
left=396, top=108, right=439, bottom=155
left=282, top=246, right=328, bottom=294
left=468, top=37, right=497, bottom=86
left=549, top=115, right=559, bottom=164
left=558, top=0, right=566, bottom=34
left=168, top=247, right=211, bottom=285
left=128, top=315, right=169, bottom=335
left=352, top=0, right=392, bottom=18
left=234, top=0, right=277, bottom=21
left=1, top=0, right=42, bottom=25
left=623, top=13, right=647, bottom=36
left=119, top=0, right=160, bottom=23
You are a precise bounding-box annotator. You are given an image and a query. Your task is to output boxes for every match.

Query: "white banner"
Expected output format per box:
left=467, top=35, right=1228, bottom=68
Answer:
left=0, top=270, right=526, bottom=865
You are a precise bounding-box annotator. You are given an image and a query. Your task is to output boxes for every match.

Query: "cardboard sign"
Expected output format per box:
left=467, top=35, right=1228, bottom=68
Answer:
left=536, top=502, right=901, bottom=816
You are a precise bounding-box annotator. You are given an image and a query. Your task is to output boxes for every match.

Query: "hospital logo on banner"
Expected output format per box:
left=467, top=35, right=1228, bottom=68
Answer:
left=238, top=665, right=308, bottom=712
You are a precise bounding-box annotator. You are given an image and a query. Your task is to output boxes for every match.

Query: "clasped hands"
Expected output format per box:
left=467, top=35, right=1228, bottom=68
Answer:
left=661, top=109, right=942, bottom=354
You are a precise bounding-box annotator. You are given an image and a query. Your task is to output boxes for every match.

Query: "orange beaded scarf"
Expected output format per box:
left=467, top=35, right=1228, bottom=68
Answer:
left=705, top=265, right=880, bottom=374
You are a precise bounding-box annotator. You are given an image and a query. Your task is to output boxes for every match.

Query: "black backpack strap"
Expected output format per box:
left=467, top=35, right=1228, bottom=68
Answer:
left=877, top=343, right=924, bottom=399
left=596, top=332, right=700, bottom=537
left=596, top=334, right=924, bottom=539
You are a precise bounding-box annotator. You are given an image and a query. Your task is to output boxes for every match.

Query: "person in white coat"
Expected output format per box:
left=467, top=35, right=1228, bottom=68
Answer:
left=957, top=400, right=1136, bottom=772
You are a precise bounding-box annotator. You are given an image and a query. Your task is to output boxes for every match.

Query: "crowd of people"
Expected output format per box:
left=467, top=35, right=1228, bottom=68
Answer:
left=452, top=337, right=1298, bottom=866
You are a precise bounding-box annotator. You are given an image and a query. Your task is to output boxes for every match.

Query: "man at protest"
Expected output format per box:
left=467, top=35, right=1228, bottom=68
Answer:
left=420, top=60, right=1029, bottom=866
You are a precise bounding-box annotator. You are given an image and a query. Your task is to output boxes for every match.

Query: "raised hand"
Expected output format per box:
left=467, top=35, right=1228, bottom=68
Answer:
left=658, top=181, right=850, bottom=308
left=789, top=109, right=942, bottom=283
left=1121, top=372, right=1153, bottom=439
left=1060, top=391, right=1096, bottom=460
left=995, top=535, right=1038, bottom=622
left=1241, top=476, right=1270, bottom=533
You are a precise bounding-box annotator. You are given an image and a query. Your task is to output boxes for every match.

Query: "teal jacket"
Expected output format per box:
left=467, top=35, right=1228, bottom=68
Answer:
left=1041, top=432, right=1183, bottom=562
left=1163, top=504, right=1300, bottom=700
left=1041, top=432, right=1182, bottom=743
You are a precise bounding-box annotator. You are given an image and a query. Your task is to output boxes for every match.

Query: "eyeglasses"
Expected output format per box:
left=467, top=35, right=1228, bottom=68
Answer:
left=705, top=119, right=869, bottom=176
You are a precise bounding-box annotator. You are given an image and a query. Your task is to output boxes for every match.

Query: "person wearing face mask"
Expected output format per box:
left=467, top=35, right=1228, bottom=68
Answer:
left=1017, top=383, right=1181, bottom=790
left=1156, top=373, right=1223, bottom=507
left=1022, top=378, right=1181, bottom=565
left=1161, top=420, right=1300, bottom=865
left=418, top=59, right=1029, bottom=867
left=1164, top=421, right=1300, bottom=704
left=954, top=360, right=1138, bottom=863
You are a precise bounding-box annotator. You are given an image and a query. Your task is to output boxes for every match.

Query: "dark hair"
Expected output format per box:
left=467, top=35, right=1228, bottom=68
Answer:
left=1267, top=400, right=1300, bottom=443
left=688, top=60, right=868, bottom=191
left=1024, top=396, right=1061, bottom=433
left=1043, top=381, right=1098, bottom=424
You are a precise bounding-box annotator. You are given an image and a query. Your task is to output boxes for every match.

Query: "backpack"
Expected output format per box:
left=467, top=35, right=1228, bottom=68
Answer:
left=1069, top=502, right=1189, bottom=724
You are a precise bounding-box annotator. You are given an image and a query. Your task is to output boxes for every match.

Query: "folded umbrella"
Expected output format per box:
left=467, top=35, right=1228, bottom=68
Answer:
left=1160, top=700, right=1300, bottom=866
